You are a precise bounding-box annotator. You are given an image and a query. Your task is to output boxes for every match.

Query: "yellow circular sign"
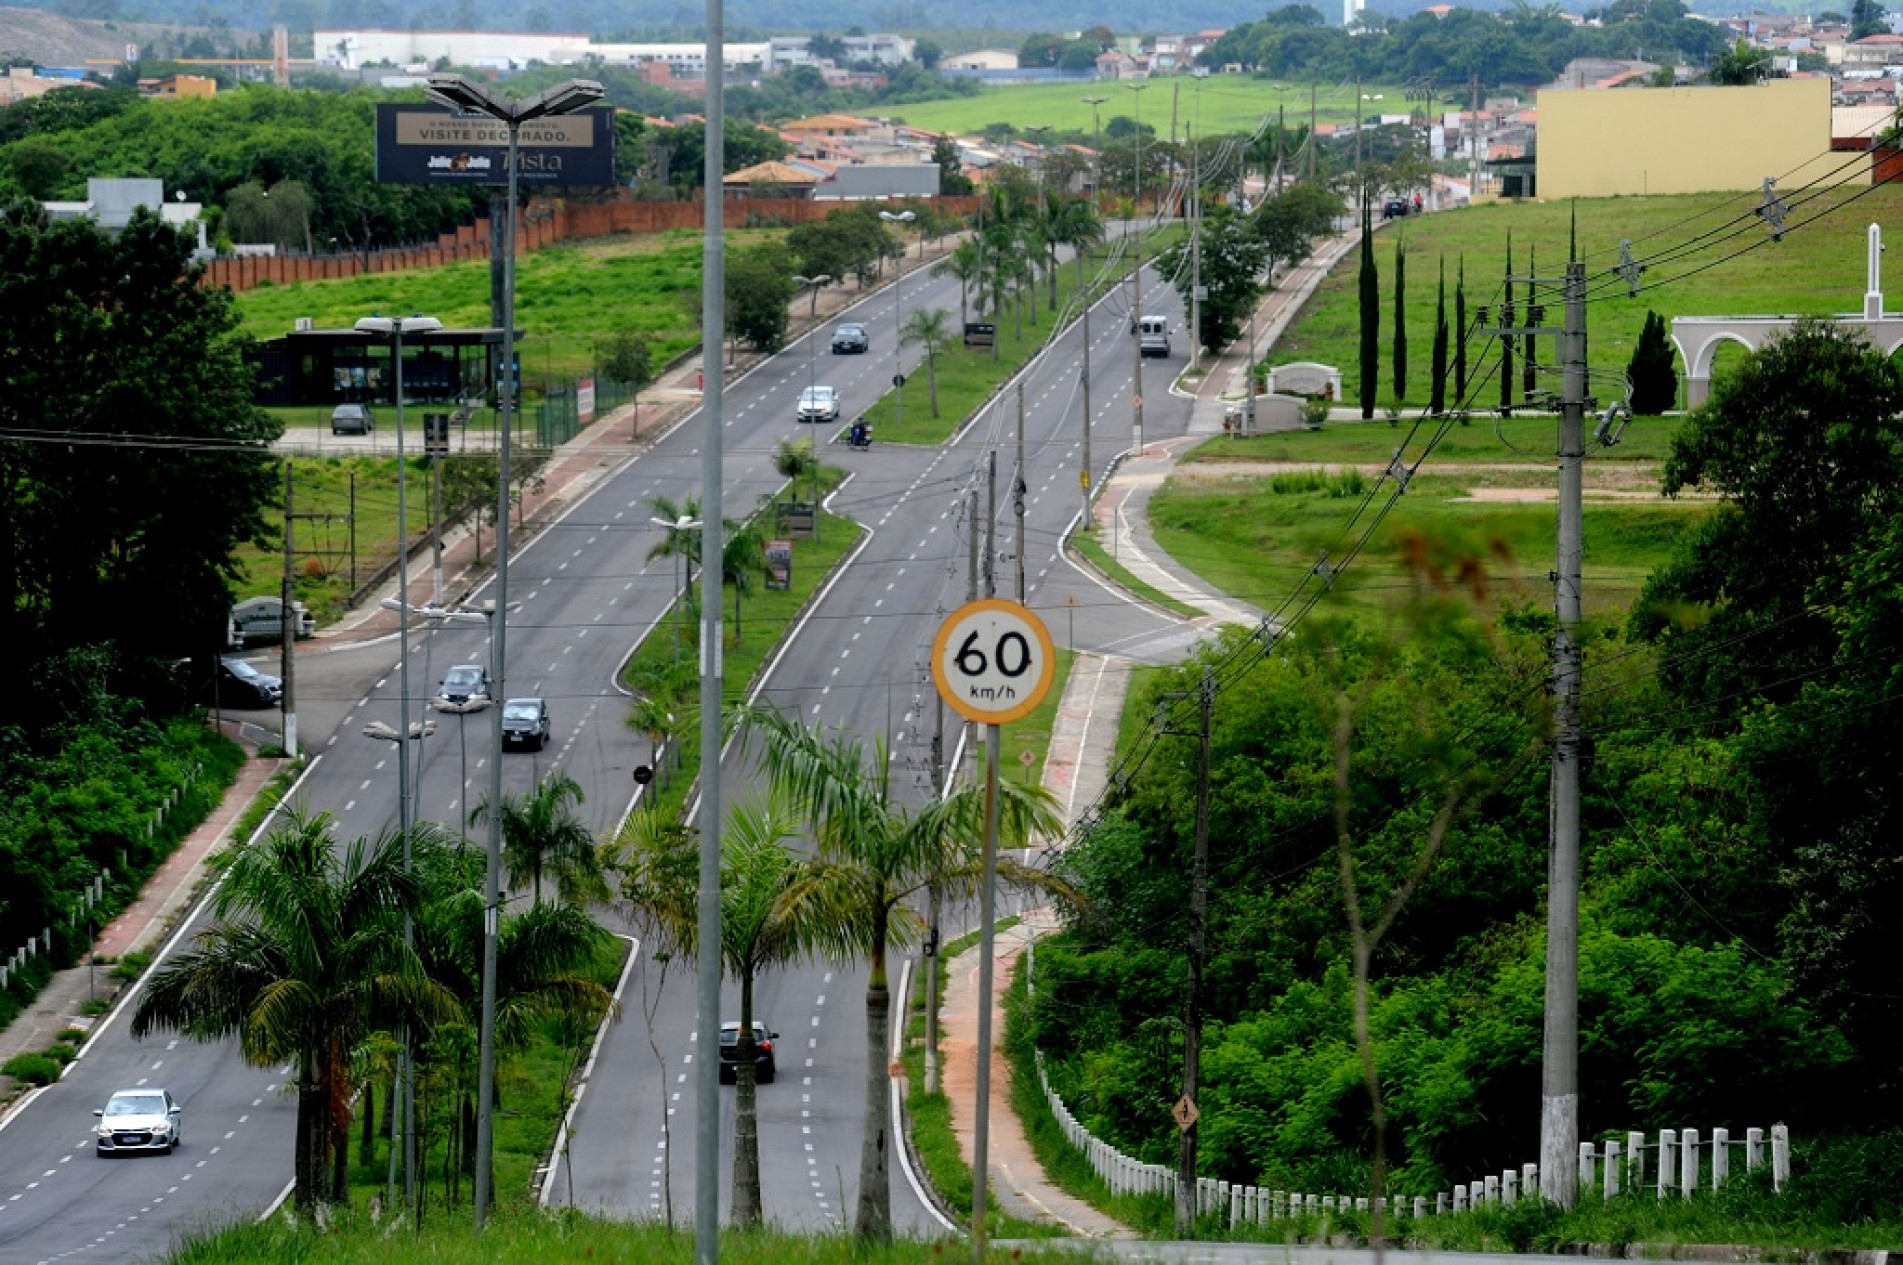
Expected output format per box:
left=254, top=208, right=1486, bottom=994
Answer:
left=930, top=599, right=1056, bottom=726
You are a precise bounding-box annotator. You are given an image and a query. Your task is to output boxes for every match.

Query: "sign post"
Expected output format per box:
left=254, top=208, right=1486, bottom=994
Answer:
left=931, top=597, right=1055, bottom=1265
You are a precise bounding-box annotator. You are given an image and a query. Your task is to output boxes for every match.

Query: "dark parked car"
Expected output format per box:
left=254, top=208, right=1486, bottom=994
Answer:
left=330, top=403, right=375, bottom=435
left=500, top=697, right=550, bottom=751
left=95, top=1088, right=183, bottom=1156
left=433, top=663, right=493, bottom=710
left=212, top=656, right=283, bottom=708
left=1382, top=198, right=1410, bottom=220
left=718, top=1020, right=778, bottom=1084
left=830, top=323, right=869, bottom=354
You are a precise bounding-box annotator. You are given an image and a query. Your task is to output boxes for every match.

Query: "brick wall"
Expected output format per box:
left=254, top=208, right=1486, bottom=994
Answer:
left=201, top=195, right=981, bottom=293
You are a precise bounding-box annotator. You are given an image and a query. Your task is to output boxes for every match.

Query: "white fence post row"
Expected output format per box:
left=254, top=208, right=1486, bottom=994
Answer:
left=1681, top=1127, right=1700, bottom=1198
left=1712, top=1127, right=1729, bottom=1191
left=1772, top=1123, right=1790, bottom=1192
left=1658, top=1130, right=1677, bottom=1199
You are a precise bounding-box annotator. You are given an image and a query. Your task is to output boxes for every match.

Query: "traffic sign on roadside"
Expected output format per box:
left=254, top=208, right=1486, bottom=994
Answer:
left=1172, top=1094, right=1200, bottom=1132
left=930, top=598, right=1056, bottom=726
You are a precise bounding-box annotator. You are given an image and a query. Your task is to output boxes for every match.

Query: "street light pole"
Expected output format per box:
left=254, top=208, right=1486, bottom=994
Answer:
left=1081, top=96, right=1106, bottom=528
left=793, top=274, right=831, bottom=529
left=1127, top=81, right=1148, bottom=458
left=422, top=72, right=604, bottom=1233
left=879, top=210, right=915, bottom=437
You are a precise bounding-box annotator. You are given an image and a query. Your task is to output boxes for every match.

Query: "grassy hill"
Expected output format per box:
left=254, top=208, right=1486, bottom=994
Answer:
left=885, top=76, right=1398, bottom=137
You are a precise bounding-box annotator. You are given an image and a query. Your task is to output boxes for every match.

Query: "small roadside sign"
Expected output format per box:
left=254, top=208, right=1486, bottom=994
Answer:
left=1172, top=1095, right=1200, bottom=1132
left=930, top=598, right=1056, bottom=727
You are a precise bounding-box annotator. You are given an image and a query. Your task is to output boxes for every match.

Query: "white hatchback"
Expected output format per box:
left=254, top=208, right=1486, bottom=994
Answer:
left=95, top=1088, right=182, bottom=1156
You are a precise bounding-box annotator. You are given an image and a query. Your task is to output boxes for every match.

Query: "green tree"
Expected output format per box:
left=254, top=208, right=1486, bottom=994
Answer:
left=900, top=305, right=953, bottom=417
left=1429, top=256, right=1448, bottom=414
left=4, top=142, right=70, bottom=199
left=932, top=134, right=973, bottom=196
left=130, top=811, right=457, bottom=1214
left=726, top=242, right=798, bottom=352
left=1454, top=256, right=1468, bottom=399
left=0, top=204, right=280, bottom=666
left=1392, top=233, right=1408, bottom=402
left=469, top=771, right=607, bottom=908
left=1156, top=203, right=1272, bottom=353
left=732, top=703, right=1065, bottom=1240
left=1255, top=180, right=1342, bottom=279
left=1852, top=0, right=1887, bottom=37
left=650, top=116, right=790, bottom=191
left=605, top=796, right=856, bottom=1227
left=1708, top=36, right=1770, bottom=84
left=721, top=515, right=770, bottom=641
left=1358, top=208, right=1379, bottom=418
left=1626, top=309, right=1678, bottom=414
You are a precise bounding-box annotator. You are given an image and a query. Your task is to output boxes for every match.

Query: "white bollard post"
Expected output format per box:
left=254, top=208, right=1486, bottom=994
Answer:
left=1658, top=1130, right=1678, bottom=1199
left=1681, top=1127, right=1700, bottom=1199
left=1484, top=1176, right=1499, bottom=1205
left=1357, top=1197, right=1369, bottom=1212
left=1414, top=1196, right=1427, bottom=1219
left=1273, top=1190, right=1285, bottom=1220
left=1772, top=1124, right=1790, bottom=1192
left=1503, top=1169, right=1518, bottom=1206
left=1580, top=1141, right=1596, bottom=1193
left=1746, top=1127, right=1764, bottom=1174
left=1629, top=1131, right=1647, bottom=1192
left=1231, top=1185, right=1241, bottom=1229
left=1713, top=1128, right=1729, bottom=1191
left=1453, top=1186, right=1468, bottom=1213
left=1437, top=1192, right=1448, bottom=1215
left=1523, top=1161, right=1538, bottom=1195
left=1605, top=1140, right=1622, bottom=1198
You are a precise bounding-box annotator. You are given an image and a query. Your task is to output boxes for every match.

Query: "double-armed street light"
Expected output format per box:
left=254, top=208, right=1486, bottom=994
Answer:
left=792, top=274, right=831, bottom=518
left=420, top=71, right=604, bottom=1233
left=879, top=209, right=916, bottom=435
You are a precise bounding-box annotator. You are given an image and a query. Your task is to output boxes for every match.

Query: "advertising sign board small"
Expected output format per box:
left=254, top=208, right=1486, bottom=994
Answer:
left=375, top=105, right=615, bottom=188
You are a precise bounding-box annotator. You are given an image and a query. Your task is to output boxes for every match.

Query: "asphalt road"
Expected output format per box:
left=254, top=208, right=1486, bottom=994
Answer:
left=0, top=246, right=1211, bottom=1258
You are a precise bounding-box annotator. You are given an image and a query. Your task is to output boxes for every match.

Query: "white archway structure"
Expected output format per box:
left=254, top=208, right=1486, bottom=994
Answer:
left=1672, top=224, right=1903, bottom=406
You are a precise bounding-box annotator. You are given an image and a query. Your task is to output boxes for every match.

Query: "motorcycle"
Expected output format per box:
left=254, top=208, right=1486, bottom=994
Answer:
left=846, top=421, right=872, bottom=450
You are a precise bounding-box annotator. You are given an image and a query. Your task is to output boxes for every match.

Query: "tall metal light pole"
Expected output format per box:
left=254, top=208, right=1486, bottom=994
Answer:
left=1126, top=81, right=1149, bottom=457
left=1081, top=96, right=1106, bottom=527
left=354, top=311, right=441, bottom=1210
left=879, top=209, right=915, bottom=435
left=793, top=274, right=830, bottom=523
left=421, top=72, right=604, bottom=1233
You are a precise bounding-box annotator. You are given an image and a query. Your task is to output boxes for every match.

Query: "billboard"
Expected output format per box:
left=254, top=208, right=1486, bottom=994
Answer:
left=375, top=104, right=615, bottom=188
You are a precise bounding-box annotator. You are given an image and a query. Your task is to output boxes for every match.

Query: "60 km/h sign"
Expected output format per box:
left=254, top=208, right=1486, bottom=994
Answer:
left=931, top=598, right=1056, bottom=726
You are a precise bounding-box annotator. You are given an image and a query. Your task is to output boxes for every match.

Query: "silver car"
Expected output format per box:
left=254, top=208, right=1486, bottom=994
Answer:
left=95, top=1088, right=182, bottom=1156
left=330, top=403, right=375, bottom=435
left=433, top=663, right=493, bottom=711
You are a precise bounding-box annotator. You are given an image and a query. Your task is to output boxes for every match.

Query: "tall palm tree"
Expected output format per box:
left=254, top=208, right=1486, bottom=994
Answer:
left=730, top=702, right=1066, bottom=1240
left=130, top=811, right=458, bottom=1214
left=721, top=515, right=770, bottom=642
left=935, top=237, right=985, bottom=330
left=646, top=492, right=703, bottom=626
left=469, top=771, right=606, bottom=907
left=1051, top=196, right=1106, bottom=294
left=900, top=307, right=953, bottom=418
left=605, top=797, right=855, bottom=1227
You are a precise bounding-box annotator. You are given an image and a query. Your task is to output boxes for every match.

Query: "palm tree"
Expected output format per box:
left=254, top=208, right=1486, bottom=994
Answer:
left=935, top=237, right=985, bottom=330
left=130, top=810, right=458, bottom=1214
left=646, top=492, right=703, bottom=619
left=721, top=516, right=770, bottom=642
left=900, top=307, right=953, bottom=418
left=605, top=797, right=855, bottom=1227
left=469, top=771, right=607, bottom=908
left=1051, top=196, right=1106, bottom=294
left=730, top=702, right=1066, bottom=1240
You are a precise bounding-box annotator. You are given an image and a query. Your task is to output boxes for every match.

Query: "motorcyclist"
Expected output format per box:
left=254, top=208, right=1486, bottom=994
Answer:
left=849, top=418, right=870, bottom=448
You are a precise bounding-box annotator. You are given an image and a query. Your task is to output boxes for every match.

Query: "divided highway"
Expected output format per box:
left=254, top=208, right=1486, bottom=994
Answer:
left=0, top=253, right=1210, bottom=1257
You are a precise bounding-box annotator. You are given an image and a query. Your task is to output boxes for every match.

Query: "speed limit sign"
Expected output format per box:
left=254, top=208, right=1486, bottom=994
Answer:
left=931, top=598, right=1056, bottom=726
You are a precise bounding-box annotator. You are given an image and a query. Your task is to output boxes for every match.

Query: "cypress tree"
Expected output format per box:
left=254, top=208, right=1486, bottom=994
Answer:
left=1626, top=310, right=1679, bottom=414
left=1359, top=206, right=1379, bottom=419
left=1392, top=233, right=1408, bottom=403
left=1501, top=232, right=1515, bottom=411
left=1454, top=256, right=1467, bottom=399
left=1430, top=256, right=1449, bottom=415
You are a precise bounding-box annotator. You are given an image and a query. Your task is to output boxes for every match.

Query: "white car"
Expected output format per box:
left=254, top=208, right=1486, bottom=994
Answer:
left=95, top=1088, right=182, bottom=1156
left=797, top=385, right=840, bottom=423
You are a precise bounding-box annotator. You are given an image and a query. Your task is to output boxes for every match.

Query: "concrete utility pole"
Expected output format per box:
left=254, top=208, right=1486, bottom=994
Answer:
left=1015, top=382, right=1027, bottom=603
left=1540, top=259, right=1589, bottom=1206
left=1172, top=667, right=1215, bottom=1233
left=1081, top=94, right=1107, bottom=528
left=968, top=455, right=1001, bottom=1265
left=1127, top=81, right=1148, bottom=457
left=280, top=465, right=297, bottom=757
left=1190, top=130, right=1202, bottom=374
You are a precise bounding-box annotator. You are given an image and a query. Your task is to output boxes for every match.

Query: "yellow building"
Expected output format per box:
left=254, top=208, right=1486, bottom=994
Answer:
left=1536, top=78, right=1834, bottom=199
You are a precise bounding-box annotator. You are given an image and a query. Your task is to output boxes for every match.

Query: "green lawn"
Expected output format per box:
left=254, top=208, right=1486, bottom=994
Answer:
left=1000, top=647, right=1075, bottom=791
left=1148, top=426, right=1706, bottom=621
left=1272, top=183, right=1903, bottom=414
left=1070, top=532, right=1203, bottom=619
left=888, top=78, right=1413, bottom=138
left=234, top=229, right=780, bottom=386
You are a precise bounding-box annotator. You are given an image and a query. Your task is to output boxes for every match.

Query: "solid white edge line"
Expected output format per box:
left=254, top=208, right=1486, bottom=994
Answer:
left=889, top=954, right=957, bottom=1235
left=258, top=1177, right=296, bottom=1222
left=540, top=931, right=641, bottom=1208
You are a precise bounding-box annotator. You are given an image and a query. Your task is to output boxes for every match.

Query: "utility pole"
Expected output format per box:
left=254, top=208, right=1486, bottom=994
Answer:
left=1159, top=666, right=1214, bottom=1233
left=968, top=461, right=1003, bottom=1265
left=1015, top=382, right=1027, bottom=604
left=1308, top=84, right=1318, bottom=183
left=1469, top=75, right=1482, bottom=200
left=1354, top=74, right=1364, bottom=216
left=280, top=464, right=297, bottom=757
left=1128, top=80, right=1148, bottom=458
left=1540, top=259, right=1589, bottom=1206
left=1190, top=130, right=1202, bottom=374
left=984, top=449, right=997, bottom=600
left=1081, top=95, right=1106, bottom=529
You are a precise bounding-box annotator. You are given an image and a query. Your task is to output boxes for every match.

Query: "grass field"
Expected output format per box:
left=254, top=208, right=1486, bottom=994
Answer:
left=1271, top=183, right=1903, bottom=413
left=1147, top=419, right=1705, bottom=621
left=886, top=78, right=1411, bottom=139
left=233, top=229, right=780, bottom=387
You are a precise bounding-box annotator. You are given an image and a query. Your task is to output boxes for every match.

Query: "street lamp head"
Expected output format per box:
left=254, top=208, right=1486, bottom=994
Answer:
left=425, top=72, right=604, bottom=123
left=793, top=273, right=832, bottom=287
left=879, top=210, right=916, bottom=223
left=651, top=515, right=702, bottom=530
left=1082, top=95, right=1107, bottom=106
left=356, top=315, right=443, bottom=336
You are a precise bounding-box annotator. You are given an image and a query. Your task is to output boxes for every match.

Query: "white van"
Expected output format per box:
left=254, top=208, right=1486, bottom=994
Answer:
left=1138, top=314, right=1171, bottom=358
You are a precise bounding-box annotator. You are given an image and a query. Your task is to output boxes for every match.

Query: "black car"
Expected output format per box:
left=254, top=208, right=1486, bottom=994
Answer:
left=433, top=663, right=493, bottom=711
left=500, top=697, right=550, bottom=751
left=830, top=323, right=869, bottom=354
left=1382, top=197, right=1411, bottom=220
left=718, top=1020, right=778, bottom=1084
left=211, top=656, right=283, bottom=708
